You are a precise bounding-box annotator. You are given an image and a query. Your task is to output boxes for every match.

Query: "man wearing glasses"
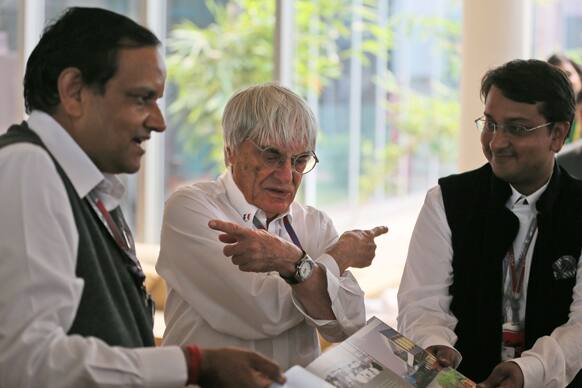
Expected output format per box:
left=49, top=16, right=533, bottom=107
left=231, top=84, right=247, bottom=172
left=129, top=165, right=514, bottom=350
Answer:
left=157, top=83, right=388, bottom=369
left=397, top=59, right=582, bottom=387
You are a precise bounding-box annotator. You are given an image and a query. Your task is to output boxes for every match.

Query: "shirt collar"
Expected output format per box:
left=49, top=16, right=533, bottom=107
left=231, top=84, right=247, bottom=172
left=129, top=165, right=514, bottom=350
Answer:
left=221, top=168, right=292, bottom=228
left=27, top=111, right=124, bottom=207
left=508, top=179, right=549, bottom=208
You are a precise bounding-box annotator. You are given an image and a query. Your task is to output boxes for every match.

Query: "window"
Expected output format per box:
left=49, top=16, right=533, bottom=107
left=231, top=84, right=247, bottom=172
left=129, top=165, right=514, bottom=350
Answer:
left=532, top=0, right=582, bottom=61
left=0, top=0, right=21, bottom=133
left=162, top=0, right=462, bottom=293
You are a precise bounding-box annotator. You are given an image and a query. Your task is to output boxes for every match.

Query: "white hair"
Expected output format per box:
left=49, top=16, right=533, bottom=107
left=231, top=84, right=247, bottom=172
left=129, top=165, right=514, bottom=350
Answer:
left=222, top=82, right=317, bottom=165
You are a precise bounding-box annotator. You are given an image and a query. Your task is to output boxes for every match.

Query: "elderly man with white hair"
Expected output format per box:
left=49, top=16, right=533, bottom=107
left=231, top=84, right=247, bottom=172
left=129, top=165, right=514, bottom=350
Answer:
left=157, top=83, right=388, bottom=369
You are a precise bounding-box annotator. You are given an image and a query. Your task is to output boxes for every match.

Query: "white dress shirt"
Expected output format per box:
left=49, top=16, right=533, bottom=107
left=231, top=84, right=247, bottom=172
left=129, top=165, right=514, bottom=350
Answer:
left=397, top=183, right=582, bottom=388
left=157, top=169, right=365, bottom=369
left=0, top=111, right=187, bottom=388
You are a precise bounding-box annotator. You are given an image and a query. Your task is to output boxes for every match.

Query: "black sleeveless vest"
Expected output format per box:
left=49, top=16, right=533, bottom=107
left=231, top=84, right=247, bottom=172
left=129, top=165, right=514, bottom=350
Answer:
left=439, top=163, right=582, bottom=386
left=0, top=123, right=154, bottom=348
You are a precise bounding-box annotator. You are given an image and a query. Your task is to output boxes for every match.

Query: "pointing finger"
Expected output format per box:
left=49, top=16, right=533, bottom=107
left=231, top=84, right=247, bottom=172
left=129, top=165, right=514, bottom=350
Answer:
left=218, top=233, right=238, bottom=244
left=369, top=226, right=389, bottom=237
left=209, top=219, right=251, bottom=237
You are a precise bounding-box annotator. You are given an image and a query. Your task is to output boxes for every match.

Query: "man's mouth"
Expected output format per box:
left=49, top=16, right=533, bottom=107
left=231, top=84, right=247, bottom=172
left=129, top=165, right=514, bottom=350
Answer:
left=493, top=152, right=515, bottom=158
left=265, top=187, right=291, bottom=196
left=132, top=136, right=151, bottom=148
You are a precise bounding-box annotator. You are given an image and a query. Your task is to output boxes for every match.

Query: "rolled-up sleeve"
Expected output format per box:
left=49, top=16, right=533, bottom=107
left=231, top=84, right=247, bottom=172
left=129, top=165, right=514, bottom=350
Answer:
left=292, top=253, right=365, bottom=342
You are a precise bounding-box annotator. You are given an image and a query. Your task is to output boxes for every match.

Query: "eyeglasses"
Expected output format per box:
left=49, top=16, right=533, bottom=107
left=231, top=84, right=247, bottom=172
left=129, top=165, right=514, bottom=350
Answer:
left=251, top=141, right=319, bottom=175
left=474, top=117, right=553, bottom=137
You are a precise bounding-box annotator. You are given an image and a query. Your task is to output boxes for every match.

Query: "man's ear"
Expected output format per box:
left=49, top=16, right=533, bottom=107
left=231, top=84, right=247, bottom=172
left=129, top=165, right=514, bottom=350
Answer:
left=550, top=121, right=570, bottom=153
left=224, top=147, right=233, bottom=166
left=57, top=67, right=85, bottom=117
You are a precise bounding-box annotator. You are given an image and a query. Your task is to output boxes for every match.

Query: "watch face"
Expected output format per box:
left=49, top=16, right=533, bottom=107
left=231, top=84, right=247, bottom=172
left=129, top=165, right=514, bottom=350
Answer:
left=297, top=257, right=314, bottom=281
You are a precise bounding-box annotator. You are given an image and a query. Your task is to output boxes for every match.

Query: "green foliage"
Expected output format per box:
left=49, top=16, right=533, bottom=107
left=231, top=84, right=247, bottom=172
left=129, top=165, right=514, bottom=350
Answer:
left=167, top=0, right=462, bottom=200
left=167, top=0, right=357, bottom=173
left=565, top=49, right=582, bottom=66
left=167, top=0, right=275, bottom=172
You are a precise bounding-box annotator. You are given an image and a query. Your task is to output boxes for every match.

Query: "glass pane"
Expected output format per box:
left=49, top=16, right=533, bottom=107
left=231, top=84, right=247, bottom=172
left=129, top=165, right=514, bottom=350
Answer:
left=532, top=0, right=582, bottom=144
left=45, top=0, right=139, bottom=21
left=164, top=0, right=275, bottom=195
left=0, top=0, right=21, bottom=133
left=293, top=0, right=462, bottom=294
left=532, top=0, right=582, bottom=62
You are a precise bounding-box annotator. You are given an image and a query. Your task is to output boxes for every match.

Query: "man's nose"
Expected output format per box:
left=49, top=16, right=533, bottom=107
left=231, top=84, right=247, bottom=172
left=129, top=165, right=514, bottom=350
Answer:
left=488, top=127, right=511, bottom=150
left=273, top=158, right=294, bottom=182
left=146, top=102, right=166, bottom=133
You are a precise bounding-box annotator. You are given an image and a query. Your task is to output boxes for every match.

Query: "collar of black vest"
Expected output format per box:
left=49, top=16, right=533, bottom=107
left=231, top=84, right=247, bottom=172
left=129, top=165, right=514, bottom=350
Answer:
left=535, top=161, right=561, bottom=215
left=488, top=164, right=513, bottom=207
left=486, top=161, right=561, bottom=215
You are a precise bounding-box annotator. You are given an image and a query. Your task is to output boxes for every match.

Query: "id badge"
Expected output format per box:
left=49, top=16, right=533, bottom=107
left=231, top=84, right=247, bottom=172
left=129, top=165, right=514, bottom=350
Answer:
left=501, top=344, right=516, bottom=360
left=502, top=322, right=524, bottom=360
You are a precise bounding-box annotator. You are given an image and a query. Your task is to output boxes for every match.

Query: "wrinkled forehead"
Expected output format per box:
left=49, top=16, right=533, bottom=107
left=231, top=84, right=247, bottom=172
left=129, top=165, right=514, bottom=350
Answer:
left=257, top=139, right=310, bottom=155
left=249, top=129, right=312, bottom=152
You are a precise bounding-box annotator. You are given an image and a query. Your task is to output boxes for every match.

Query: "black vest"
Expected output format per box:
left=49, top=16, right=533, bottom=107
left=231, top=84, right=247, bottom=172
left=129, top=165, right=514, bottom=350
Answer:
left=0, top=123, right=154, bottom=348
left=439, top=163, right=582, bottom=386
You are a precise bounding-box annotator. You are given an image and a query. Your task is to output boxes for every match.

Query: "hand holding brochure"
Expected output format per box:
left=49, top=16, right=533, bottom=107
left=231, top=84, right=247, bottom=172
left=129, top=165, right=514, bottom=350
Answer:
left=275, top=316, right=475, bottom=388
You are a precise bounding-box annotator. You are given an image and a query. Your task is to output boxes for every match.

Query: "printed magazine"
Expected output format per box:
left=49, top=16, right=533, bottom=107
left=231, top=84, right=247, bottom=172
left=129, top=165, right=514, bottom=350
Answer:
left=273, top=316, right=475, bottom=388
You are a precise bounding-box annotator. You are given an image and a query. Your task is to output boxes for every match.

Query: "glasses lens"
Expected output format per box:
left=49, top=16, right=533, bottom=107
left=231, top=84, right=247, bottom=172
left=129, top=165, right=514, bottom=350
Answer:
left=294, top=154, right=316, bottom=174
left=475, top=118, right=485, bottom=131
left=506, top=124, right=526, bottom=136
left=261, top=148, right=282, bottom=167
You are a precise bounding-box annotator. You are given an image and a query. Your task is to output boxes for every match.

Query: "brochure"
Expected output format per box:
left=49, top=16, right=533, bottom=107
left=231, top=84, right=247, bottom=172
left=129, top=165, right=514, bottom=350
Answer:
left=274, top=316, right=475, bottom=388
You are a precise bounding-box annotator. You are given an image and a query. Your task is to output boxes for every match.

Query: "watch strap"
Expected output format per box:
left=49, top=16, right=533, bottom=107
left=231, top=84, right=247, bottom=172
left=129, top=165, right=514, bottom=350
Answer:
left=280, top=250, right=314, bottom=284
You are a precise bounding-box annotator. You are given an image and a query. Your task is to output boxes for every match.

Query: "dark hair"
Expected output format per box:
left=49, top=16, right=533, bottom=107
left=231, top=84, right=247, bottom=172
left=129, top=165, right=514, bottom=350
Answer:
left=480, top=59, right=575, bottom=125
left=577, top=90, right=582, bottom=105
left=24, top=7, right=160, bottom=114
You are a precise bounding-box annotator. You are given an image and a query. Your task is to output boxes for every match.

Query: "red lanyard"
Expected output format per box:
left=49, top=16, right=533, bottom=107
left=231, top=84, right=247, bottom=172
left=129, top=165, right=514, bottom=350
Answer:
left=507, top=219, right=537, bottom=295
left=87, top=193, right=153, bottom=313
left=88, top=194, right=132, bottom=254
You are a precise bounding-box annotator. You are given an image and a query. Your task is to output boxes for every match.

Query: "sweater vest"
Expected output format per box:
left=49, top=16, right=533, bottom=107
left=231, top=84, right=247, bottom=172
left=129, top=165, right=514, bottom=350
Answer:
left=439, top=163, right=582, bottom=386
left=0, top=123, right=154, bottom=348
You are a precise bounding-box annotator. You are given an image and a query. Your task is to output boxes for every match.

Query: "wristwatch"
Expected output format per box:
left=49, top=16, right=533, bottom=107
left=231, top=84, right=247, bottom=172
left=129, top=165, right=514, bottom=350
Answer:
left=280, top=251, right=315, bottom=284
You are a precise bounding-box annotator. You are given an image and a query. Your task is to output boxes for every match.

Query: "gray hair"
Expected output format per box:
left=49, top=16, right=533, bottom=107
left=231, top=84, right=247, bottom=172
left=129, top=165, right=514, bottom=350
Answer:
left=222, top=83, right=317, bottom=164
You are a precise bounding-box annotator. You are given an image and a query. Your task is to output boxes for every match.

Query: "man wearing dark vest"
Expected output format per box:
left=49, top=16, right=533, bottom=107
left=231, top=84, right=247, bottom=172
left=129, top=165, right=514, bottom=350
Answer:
left=397, top=59, right=582, bottom=388
left=0, top=7, right=284, bottom=388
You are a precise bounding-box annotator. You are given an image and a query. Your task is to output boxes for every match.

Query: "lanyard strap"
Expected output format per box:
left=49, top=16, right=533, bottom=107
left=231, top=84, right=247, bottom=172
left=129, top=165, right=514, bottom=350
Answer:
left=87, top=194, right=132, bottom=253
left=283, top=216, right=303, bottom=250
left=87, top=193, right=153, bottom=313
left=252, top=214, right=303, bottom=249
left=507, top=218, right=538, bottom=295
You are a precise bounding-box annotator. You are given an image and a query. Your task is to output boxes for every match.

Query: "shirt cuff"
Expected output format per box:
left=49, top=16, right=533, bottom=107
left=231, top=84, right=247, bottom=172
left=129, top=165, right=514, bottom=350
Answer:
left=513, top=355, right=544, bottom=388
left=135, top=345, right=188, bottom=388
left=316, top=253, right=340, bottom=277
left=418, top=335, right=462, bottom=369
left=290, top=259, right=336, bottom=328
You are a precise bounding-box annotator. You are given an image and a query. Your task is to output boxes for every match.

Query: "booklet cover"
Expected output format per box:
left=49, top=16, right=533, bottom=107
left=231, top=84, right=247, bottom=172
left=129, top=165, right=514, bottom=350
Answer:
left=276, top=316, right=475, bottom=388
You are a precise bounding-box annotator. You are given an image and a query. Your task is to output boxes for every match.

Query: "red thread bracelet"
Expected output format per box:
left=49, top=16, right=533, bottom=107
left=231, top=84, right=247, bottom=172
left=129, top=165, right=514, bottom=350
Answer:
left=186, top=345, right=202, bottom=385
